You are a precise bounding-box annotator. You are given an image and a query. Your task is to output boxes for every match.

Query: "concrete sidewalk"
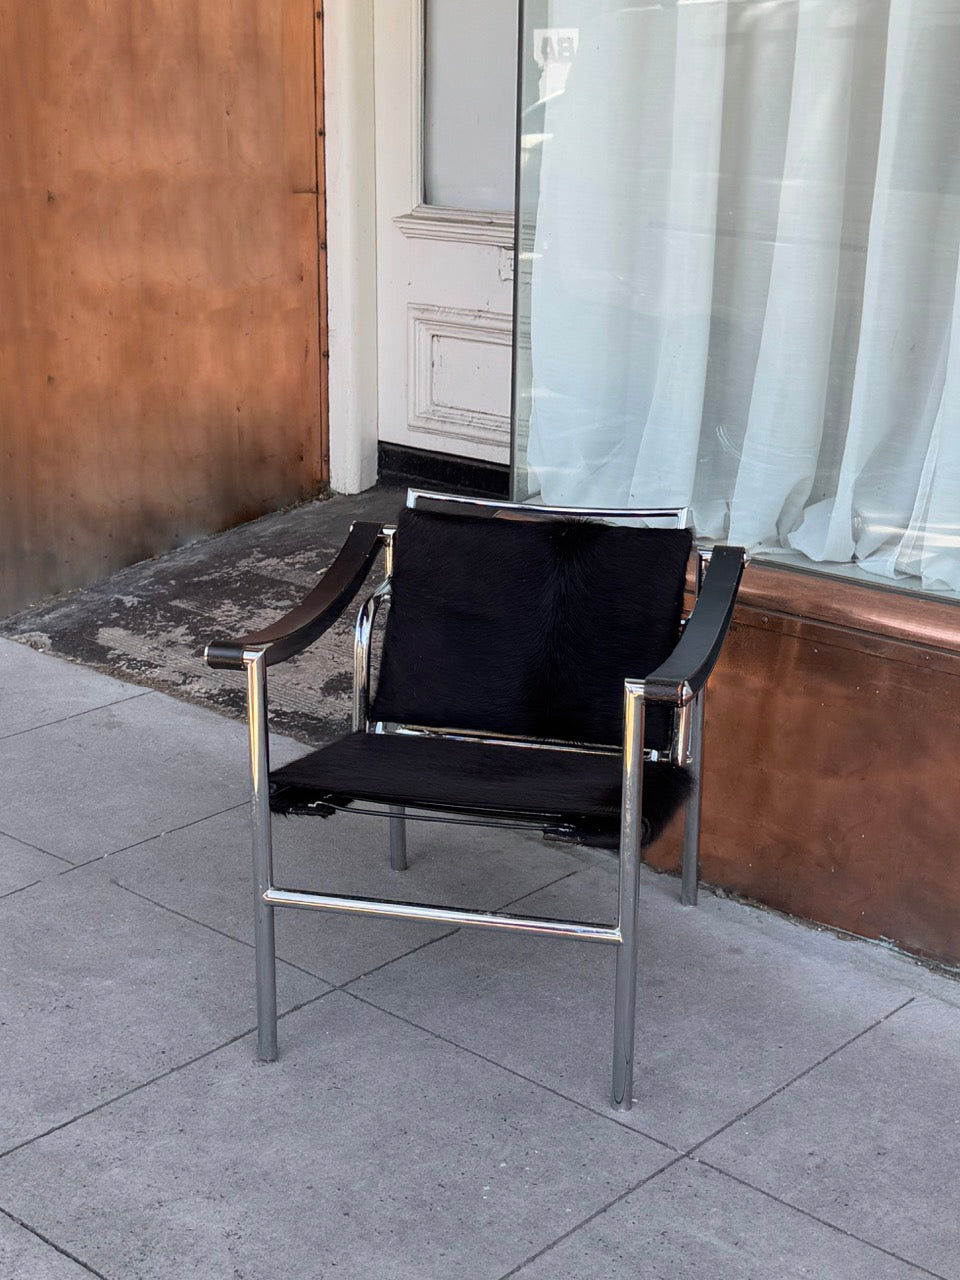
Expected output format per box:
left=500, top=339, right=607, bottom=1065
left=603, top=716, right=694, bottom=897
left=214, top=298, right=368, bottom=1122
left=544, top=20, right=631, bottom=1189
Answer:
left=1, top=634, right=958, bottom=1279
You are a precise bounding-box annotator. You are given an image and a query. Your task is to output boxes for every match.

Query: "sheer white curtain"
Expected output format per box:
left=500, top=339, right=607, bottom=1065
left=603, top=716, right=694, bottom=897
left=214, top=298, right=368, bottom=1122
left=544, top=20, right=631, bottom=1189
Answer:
left=526, top=0, right=960, bottom=592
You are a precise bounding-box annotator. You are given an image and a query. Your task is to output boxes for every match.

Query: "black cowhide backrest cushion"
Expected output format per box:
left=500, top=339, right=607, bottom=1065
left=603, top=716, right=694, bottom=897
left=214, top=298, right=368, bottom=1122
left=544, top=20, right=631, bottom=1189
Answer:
left=371, top=508, right=693, bottom=749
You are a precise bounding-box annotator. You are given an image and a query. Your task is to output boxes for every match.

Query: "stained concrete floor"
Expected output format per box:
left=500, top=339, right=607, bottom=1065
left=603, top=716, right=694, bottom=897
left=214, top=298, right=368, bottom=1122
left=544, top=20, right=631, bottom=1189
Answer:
left=1, top=488, right=406, bottom=745
left=1, top=490, right=960, bottom=1278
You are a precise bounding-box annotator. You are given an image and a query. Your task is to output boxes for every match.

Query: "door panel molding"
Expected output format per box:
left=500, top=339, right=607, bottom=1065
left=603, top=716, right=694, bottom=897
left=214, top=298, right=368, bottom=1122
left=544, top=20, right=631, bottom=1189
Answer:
left=395, top=206, right=514, bottom=247
left=408, top=305, right=513, bottom=447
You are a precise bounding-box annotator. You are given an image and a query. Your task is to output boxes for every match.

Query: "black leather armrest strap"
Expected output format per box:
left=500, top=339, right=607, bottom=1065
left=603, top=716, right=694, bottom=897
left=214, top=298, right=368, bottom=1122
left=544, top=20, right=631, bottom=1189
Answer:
left=641, top=544, right=745, bottom=703
left=204, top=521, right=384, bottom=670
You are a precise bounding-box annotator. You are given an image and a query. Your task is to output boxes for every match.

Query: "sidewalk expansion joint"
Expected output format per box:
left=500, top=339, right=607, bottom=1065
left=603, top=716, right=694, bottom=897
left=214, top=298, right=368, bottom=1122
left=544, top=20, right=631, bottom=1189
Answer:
left=0, top=1205, right=110, bottom=1279
left=344, top=986, right=679, bottom=1153
left=113, top=881, right=461, bottom=988
left=0, top=1006, right=313, bottom=1164
left=692, top=1159, right=949, bottom=1280
left=682, top=995, right=916, bottom=1160
left=495, top=1152, right=689, bottom=1280
left=333, top=927, right=461, bottom=987
left=326, top=866, right=587, bottom=989
left=494, top=867, right=591, bottom=916
left=50, top=803, right=250, bottom=874
left=0, top=689, right=150, bottom=743
left=110, top=881, right=328, bottom=983
left=0, top=825, right=74, bottom=866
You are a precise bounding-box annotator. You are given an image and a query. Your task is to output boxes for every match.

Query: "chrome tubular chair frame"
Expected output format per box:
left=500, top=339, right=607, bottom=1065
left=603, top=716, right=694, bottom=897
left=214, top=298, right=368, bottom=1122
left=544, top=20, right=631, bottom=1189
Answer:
left=206, top=491, right=744, bottom=1110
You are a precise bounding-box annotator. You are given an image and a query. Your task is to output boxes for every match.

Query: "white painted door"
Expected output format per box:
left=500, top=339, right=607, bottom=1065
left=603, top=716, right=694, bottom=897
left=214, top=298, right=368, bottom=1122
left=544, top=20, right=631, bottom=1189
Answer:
left=373, top=0, right=517, bottom=464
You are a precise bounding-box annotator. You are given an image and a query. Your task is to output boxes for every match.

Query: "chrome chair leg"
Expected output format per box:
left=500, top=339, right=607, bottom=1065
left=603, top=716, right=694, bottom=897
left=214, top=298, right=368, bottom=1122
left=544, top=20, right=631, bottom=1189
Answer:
left=389, top=805, right=408, bottom=870
left=613, top=683, right=646, bottom=1111
left=244, top=647, right=278, bottom=1062
left=680, top=688, right=705, bottom=907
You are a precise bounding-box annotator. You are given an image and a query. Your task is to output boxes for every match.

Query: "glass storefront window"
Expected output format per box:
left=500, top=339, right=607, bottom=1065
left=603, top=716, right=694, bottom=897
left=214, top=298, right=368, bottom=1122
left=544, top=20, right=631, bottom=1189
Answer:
left=512, top=0, right=960, bottom=600
left=423, top=0, right=518, bottom=212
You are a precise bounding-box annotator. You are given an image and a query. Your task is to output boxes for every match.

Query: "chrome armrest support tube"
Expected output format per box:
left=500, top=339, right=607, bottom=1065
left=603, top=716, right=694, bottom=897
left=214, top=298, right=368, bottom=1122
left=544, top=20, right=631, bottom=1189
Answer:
left=352, top=525, right=395, bottom=731
left=381, top=523, right=396, bottom=576
left=613, top=678, right=647, bottom=1110
left=353, top=579, right=391, bottom=732
left=675, top=697, right=694, bottom=767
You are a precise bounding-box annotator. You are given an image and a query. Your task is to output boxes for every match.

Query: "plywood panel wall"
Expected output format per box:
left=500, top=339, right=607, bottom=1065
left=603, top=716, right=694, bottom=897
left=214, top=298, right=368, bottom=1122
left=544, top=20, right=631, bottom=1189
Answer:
left=0, top=0, right=326, bottom=614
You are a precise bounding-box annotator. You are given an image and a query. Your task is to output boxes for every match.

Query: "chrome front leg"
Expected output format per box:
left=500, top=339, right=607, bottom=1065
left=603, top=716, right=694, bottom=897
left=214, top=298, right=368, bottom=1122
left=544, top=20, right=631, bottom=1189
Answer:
left=613, top=680, right=646, bottom=1111
left=244, top=646, right=278, bottom=1062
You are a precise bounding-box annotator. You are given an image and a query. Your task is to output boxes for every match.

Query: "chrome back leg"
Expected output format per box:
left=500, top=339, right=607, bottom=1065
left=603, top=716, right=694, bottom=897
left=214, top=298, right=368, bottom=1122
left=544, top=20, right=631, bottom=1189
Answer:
left=389, top=805, right=408, bottom=871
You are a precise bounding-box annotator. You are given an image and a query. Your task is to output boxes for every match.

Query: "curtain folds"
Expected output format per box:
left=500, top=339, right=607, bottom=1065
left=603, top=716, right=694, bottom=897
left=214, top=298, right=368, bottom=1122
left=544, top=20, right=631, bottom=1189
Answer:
left=525, top=0, right=960, bottom=593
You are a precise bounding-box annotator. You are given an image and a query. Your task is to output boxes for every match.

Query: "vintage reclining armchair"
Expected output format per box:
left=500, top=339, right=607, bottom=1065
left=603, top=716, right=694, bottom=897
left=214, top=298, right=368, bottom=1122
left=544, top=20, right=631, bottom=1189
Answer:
left=205, top=490, right=745, bottom=1110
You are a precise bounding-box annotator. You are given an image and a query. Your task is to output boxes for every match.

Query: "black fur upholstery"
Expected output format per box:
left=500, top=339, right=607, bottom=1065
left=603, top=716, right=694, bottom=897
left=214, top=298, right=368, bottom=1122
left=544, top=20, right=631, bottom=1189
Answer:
left=270, top=732, right=693, bottom=848
left=267, top=508, right=697, bottom=849
left=372, top=509, right=693, bottom=750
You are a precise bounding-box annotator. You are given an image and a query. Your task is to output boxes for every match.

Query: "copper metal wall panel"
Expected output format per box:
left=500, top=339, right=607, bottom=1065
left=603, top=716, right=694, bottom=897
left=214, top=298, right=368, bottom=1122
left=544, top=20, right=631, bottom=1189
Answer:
left=0, top=0, right=326, bottom=615
left=648, top=576, right=960, bottom=967
left=740, top=562, right=960, bottom=656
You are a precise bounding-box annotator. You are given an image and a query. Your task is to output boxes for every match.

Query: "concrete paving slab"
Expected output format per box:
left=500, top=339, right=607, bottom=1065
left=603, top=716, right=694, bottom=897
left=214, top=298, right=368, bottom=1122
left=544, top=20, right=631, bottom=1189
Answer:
left=816, top=934, right=960, bottom=1012
left=699, top=996, right=960, bottom=1278
left=91, top=803, right=587, bottom=985
left=349, top=864, right=924, bottom=1149
left=0, top=691, right=305, bottom=863
left=0, top=867, right=326, bottom=1152
left=0, top=638, right=142, bottom=739
left=0, top=993, right=673, bottom=1280
left=0, top=1213, right=97, bottom=1280
left=0, top=832, right=70, bottom=897
left=509, top=1158, right=931, bottom=1280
